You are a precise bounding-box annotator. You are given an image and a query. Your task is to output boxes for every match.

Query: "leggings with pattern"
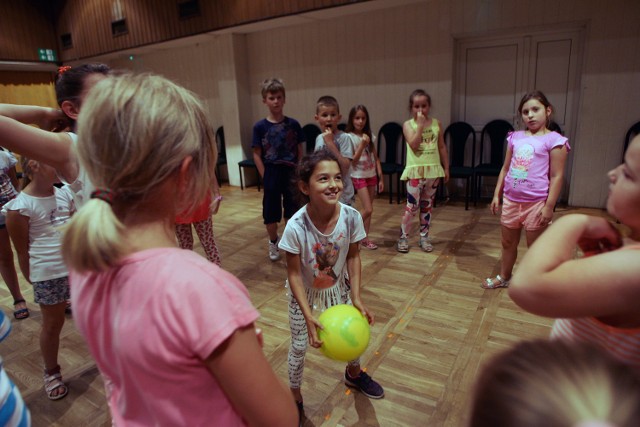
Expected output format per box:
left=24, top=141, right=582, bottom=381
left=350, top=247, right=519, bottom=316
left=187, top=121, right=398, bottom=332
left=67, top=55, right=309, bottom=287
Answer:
left=175, top=217, right=221, bottom=266
left=288, top=288, right=359, bottom=389
left=400, top=178, right=440, bottom=238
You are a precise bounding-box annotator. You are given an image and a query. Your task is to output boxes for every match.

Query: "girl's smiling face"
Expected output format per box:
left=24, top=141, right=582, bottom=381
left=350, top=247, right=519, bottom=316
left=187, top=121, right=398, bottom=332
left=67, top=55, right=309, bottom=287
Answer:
left=300, top=160, right=343, bottom=206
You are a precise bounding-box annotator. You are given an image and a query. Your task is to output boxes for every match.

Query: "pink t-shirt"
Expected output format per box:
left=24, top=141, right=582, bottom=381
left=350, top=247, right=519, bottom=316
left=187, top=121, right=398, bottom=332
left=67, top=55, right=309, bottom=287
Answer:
left=504, top=130, right=570, bottom=202
left=70, top=248, right=259, bottom=426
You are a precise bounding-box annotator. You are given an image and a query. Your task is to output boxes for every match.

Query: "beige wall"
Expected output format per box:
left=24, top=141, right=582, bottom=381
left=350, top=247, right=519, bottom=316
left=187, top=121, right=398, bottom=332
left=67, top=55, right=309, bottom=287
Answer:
left=100, top=0, right=640, bottom=207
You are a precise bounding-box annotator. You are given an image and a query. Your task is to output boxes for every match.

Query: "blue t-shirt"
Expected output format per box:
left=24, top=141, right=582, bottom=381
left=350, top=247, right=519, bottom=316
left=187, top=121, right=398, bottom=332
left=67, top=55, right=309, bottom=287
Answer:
left=251, top=117, right=305, bottom=167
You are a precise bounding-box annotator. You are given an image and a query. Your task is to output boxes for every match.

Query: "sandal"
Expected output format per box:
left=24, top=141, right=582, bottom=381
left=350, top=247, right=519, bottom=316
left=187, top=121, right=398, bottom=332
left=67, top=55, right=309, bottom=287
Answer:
left=481, top=275, right=510, bottom=289
left=13, top=299, right=29, bottom=320
left=361, top=239, right=378, bottom=250
left=44, top=368, right=69, bottom=401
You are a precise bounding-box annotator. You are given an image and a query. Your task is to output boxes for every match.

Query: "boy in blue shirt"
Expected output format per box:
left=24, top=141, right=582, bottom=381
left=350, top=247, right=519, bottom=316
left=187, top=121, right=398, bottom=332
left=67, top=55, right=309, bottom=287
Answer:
left=252, top=78, right=305, bottom=261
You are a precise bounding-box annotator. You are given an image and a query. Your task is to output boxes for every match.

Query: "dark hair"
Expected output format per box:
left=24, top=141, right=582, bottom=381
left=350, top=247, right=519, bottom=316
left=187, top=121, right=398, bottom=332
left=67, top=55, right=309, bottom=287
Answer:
left=55, top=63, right=111, bottom=107
left=295, top=149, right=340, bottom=204
left=345, top=104, right=375, bottom=153
left=316, top=95, right=340, bottom=114
left=470, top=339, right=640, bottom=427
left=517, top=90, right=553, bottom=128
left=408, top=89, right=431, bottom=112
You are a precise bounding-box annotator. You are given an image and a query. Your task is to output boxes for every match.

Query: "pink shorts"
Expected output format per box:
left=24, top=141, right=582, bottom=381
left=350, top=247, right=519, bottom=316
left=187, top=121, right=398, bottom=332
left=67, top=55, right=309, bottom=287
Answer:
left=500, top=198, right=546, bottom=231
left=352, top=176, right=378, bottom=191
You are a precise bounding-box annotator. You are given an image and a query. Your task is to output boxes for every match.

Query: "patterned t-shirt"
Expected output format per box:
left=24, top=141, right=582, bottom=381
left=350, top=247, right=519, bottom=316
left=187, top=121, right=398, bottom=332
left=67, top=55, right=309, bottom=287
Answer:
left=251, top=117, right=304, bottom=167
left=0, top=151, right=18, bottom=207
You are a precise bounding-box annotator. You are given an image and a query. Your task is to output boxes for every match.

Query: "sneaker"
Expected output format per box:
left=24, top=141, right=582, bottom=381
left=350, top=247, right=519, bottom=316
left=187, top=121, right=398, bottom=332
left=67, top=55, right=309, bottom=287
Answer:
left=268, top=239, right=280, bottom=261
left=361, top=239, right=378, bottom=250
left=396, top=236, right=409, bottom=253
left=419, top=236, right=433, bottom=252
left=344, top=369, right=385, bottom=399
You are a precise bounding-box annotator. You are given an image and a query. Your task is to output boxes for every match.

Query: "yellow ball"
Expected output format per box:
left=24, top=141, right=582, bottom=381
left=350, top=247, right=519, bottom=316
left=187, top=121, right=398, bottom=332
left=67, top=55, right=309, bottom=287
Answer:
left=317, top=304, right=370, bottom=362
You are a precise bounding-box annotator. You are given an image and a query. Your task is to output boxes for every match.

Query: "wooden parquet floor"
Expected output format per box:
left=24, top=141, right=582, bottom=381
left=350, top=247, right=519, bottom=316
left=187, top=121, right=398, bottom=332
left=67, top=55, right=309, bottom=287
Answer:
left=0, top=185, right=608, bottom=426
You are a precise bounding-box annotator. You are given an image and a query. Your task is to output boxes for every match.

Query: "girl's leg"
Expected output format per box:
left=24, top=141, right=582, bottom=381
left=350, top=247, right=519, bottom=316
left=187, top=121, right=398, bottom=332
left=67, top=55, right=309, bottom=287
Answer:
left=498, top=226, right=522, bottom=280
left=399, top=180, right=421, bottom=237
left=288, top=296, right=308, bottom=403
left=0, top=228, right=27, bottom=317
left=40, top=302, right=67, bottom=398
left=356, top=186, right=374, bottom=235
left=175, top=223, right=194, bottom=250
left=192, top=217, right=222, bottom=266
left=525, top=227, right=546, bottom=247
left=418, top=178, right=439, bottom=237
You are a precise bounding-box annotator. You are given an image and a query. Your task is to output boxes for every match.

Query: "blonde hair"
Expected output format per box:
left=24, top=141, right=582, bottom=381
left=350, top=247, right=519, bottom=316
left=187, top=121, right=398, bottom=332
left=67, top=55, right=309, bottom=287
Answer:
left=469, top=339, right=640, bottom=427
left=63, top=73, right=216, bottom=272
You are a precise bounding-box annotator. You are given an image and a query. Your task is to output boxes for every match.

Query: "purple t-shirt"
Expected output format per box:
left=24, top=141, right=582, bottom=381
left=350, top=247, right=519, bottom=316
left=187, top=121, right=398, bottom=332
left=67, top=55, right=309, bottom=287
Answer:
left=504, top=130, right=570, bottom=202
left=70, top=248, right=259, bottom=426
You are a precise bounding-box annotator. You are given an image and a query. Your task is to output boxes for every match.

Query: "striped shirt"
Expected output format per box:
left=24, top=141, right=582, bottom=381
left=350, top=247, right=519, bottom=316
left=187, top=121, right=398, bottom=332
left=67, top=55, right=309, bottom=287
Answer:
left=0, top=311, right=30, bottom=427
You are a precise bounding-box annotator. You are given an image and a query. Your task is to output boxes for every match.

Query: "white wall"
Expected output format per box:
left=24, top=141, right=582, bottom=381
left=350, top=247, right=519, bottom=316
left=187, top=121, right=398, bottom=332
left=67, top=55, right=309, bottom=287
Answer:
left=103, top=0, right=640, bottom=207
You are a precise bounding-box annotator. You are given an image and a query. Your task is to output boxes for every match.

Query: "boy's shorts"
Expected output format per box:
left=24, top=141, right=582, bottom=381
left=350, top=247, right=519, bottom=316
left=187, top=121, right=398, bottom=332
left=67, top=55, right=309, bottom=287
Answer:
left=352, top=176, right=378, bottom=191
left=263, top=164, right=298, bottom=224
left=33, top=276, right=70, bottom=305
left=500, top=198, right=546, bottom=231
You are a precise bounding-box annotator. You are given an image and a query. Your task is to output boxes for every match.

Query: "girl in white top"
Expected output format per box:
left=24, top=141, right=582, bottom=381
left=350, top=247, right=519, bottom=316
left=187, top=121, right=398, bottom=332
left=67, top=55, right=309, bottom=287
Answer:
left=278, top=150, right=384, bottom=418
left=346, top=105, right=383, bottom=250
left=4, top=158, right=76, bottom=400
left=0, top=64, right=110, bottom=207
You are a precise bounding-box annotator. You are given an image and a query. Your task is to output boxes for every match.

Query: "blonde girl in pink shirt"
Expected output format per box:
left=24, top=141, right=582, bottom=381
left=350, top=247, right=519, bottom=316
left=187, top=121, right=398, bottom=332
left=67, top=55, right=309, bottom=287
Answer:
left=62, top=73, right=296, bottom=426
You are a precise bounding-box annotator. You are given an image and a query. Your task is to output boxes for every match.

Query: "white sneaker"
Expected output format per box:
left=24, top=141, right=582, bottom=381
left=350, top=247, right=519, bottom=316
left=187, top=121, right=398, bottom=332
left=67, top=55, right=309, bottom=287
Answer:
left=419, top=236, right=433, bottom=252
left=268, top=239, right=281, bottom=261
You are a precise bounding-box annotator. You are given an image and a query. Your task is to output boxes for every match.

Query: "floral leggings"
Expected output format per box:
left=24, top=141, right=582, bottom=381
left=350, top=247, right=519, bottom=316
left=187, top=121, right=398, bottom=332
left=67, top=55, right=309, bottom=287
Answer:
left=175, top=217, right=221, bottom=266
left=399, top=178, right=440, bottom=238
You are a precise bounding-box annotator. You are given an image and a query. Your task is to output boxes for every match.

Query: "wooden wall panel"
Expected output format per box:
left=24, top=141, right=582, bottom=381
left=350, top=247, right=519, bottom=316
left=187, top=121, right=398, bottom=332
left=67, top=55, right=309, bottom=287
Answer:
left=0, top=2, right=56, bottom=61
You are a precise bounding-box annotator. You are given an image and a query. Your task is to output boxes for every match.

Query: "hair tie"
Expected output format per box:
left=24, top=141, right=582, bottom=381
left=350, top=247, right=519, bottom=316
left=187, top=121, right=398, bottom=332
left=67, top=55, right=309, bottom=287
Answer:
left=57, top=65, right=71, bottom=76
left=90, top=189, right=115, bottom=205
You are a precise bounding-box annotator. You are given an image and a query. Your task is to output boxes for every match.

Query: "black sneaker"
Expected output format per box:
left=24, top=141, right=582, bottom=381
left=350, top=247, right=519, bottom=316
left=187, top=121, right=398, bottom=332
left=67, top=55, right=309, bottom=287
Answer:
left=344, top=369, right=385, bottom=399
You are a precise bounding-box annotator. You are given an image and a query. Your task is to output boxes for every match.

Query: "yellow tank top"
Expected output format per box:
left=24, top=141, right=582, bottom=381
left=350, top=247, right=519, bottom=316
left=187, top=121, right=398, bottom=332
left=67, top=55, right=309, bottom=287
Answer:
left=400, top=118, right=445, bottom=180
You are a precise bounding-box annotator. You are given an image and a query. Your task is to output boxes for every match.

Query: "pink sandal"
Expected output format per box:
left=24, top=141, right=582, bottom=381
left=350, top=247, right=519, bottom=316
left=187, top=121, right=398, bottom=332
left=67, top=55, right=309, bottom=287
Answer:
left=361, top=239, right=378, bottom=250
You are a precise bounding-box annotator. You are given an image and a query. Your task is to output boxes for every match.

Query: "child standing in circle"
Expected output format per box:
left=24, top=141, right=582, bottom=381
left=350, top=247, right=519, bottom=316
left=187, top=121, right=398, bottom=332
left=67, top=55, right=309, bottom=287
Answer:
left=4, top=157, right=76, bottom=400
left=0, top=150, right=29, bottom=319
left=483, top=90, right=570, bottom=289
left=397, top=90, right=449, bottom=253
left=175, top=174, right=222, bottom=266
left=346, top=105, right=383, bottom=250
left=279, top=150, right=384, bottom=422
left=252, top=78, right=305, bottom=262
left=62, top=73, right=297, bottom=426
left=509, top=134, right=640, bottom=373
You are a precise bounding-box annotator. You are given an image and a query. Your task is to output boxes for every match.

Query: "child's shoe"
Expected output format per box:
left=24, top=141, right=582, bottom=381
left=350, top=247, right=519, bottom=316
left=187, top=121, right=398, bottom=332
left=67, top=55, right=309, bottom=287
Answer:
left=419, top=236, right=433, bottom=252
left=344, top=369, right=385, bottom=399
left=268, top=239, right=280, bottom=261
left=361, top=239, right=378, bottom=250
left=396, top=237, right=409, bottom=253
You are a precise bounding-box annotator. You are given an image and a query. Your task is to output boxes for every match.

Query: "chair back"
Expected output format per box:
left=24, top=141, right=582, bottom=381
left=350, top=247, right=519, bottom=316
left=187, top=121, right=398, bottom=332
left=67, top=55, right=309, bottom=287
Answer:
left=445, top=121, right=476, bottom=168
left=377, top=122, right=405, bottom=165
left=624, top=120, right=640, bottom=158
left=479, top=119, right=514, bottom=167
left=302, top=123, right=321, bottom=155
left=216, top=126, right=226, bottom=164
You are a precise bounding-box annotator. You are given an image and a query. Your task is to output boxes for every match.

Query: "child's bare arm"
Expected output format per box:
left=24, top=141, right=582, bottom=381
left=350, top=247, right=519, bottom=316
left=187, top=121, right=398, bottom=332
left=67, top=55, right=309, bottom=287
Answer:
left=205, top=324, right=298, bottom=427
left=5, top=211, right=30, bottom=282
left=346, top=242, right=374, bottom=325
left=285, top=251, right=323, bottom=347
left=490, top=147, right=513, bottom=215
left=321, top=129, right=351, bottom=172
left=403, top=120, right=423, bottom=152
left=540, top=145, right=569, bottom=223
left=252, top=147, right=265, bottom=178
left=350, top=134, right=369, bottom=165
left=509, top=214, right=640, bottom=318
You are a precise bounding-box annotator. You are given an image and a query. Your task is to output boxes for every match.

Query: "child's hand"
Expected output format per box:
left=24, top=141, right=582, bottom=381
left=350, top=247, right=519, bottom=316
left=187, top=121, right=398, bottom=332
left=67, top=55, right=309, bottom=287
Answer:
left=306, top=316, right=324, bottom=348
left=352, top=300, right=375, bottom=326
left=416, top=111, right=427, bottom=127
left=537, top=205, right=554, bottom=227
left=361, top=134, right=370, bottom=147
left=322, top=128, right=334, bottom=145
left=443, top=168, right=450, bottom=183
left=45, top=108, right=71, bottom=132
left=210, top=195, right=222, bottom=215
left=490, top=197, right=501, bottom=215
left=576, top=216, right=623, bottom=256
left=377, top=178, right=384, bottom=194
